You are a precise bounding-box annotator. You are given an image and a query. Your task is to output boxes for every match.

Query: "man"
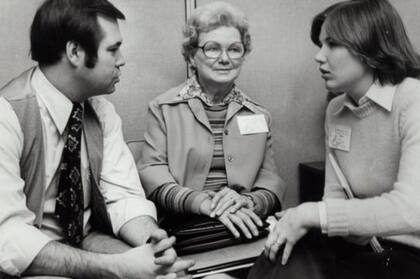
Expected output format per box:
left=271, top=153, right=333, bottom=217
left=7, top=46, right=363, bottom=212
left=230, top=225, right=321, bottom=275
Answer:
left=0, top=0, right=193, bottom=278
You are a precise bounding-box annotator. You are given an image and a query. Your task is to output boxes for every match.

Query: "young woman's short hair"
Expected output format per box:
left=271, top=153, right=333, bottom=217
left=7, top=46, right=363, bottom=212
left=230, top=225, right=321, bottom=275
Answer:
left=182, top=1, right=251, bottom=63
left=30, top=0, right=125, bottom=68
left=311, top=0, right=420, bottom=85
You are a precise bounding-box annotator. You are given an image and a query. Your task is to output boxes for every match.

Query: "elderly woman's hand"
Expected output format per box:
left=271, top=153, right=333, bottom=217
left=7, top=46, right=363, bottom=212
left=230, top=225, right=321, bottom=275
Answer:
left=209, top=187, right=254, bottom=217
left=217, top=207, right=263, bottom=239
left=264, top=202, right=319, bottom=265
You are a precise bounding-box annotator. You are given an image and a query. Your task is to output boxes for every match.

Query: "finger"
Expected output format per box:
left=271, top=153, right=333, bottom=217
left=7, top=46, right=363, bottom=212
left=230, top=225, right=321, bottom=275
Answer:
left=264, top=229, right=279, bottom=257
left=210, top=188, right=228, bottom=209
left=213, top=197, right=236, bottom=217
left=229, top=213, right=252, bottom=239
left=166, top=259, right=195, bottom=273
left=219, top=214, right=240, bottom=238
left=213, top=190, right=240, bottom=215
left=149, top=229, right=169, bottom=243
left=236, top=210, right=259, bottom=237
left=207, top=191, right=216, bottom=197
left=269, top=237, right=284, bottom=262
left=275, top=210, right=286, bottom=219
left=228, top=201, right=243, bottom=214
left=240, top=208, right=263, bottom=227
left=152, top=236, right=176, bottom=254
left=154, top=247, right=177, bottom=265
left=282, top=241, right=295, bottom=265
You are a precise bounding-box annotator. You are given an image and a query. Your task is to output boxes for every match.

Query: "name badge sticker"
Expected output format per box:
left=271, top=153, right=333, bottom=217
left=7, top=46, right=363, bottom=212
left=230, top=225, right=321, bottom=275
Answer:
left=329, top=125, right=351, bottom=152
left=237, top=114, right=269, bottom=135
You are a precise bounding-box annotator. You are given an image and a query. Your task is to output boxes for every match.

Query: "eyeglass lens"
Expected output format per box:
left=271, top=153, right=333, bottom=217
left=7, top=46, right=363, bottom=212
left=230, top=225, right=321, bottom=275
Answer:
left=202, top=41, right=245, bottom=59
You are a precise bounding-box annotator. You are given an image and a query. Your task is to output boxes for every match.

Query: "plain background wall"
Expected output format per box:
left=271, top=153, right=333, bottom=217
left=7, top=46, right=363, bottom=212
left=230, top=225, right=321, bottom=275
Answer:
left=0, top=0, right=419, bottom=207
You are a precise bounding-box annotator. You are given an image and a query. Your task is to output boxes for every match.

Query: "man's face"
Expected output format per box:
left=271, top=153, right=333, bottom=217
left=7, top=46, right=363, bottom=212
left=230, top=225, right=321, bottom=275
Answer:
left=79, top=15, right=125, bottom=96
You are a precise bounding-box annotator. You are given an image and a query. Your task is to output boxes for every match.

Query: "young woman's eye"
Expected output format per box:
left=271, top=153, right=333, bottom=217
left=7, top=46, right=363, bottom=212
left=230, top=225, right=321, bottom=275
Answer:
left=326, top=39, right=340, bottom=48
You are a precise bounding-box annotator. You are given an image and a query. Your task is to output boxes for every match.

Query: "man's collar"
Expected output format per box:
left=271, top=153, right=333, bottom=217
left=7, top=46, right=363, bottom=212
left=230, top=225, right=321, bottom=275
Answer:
left=32, top=67, right=74, bottom=135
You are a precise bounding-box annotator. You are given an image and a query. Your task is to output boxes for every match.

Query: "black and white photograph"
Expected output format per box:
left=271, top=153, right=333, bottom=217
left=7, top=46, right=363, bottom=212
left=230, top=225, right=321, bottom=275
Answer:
left=1, top=0, right=420, bottom=278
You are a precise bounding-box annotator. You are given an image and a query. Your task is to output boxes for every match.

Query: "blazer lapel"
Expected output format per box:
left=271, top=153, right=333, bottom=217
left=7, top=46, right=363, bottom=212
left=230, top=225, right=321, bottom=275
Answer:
left=188, top=98, right=213, bottom=133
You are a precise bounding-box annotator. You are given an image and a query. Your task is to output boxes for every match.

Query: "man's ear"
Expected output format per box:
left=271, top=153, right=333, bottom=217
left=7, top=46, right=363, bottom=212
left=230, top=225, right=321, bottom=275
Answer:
left=65, top=41, right=84, bottom=67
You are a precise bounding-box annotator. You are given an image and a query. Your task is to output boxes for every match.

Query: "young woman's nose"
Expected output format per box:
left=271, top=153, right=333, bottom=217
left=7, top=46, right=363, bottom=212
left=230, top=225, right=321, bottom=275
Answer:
left=314, top=46, right=327, bottom=64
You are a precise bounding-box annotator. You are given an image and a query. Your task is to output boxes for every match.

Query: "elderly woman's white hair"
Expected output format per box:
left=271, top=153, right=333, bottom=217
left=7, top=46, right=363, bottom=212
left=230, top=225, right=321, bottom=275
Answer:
left=182, top=1, right=252, bottom=63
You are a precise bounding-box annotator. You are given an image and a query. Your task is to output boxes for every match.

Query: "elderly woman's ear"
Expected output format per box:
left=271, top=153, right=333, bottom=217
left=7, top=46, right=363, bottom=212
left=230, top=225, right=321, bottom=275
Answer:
left=188, top=55, right=196, bottom=68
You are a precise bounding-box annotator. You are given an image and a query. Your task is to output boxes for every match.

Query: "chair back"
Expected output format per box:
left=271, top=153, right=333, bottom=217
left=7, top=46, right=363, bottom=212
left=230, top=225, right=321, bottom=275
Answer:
left=126, top=139, right=145, bottom=162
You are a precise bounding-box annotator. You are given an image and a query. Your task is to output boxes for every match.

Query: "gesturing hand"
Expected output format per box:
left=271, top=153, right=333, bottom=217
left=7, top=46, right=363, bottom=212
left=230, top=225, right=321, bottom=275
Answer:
left=210, top=188, right=253, bottom=217
left=264, top=202, right=318, bottom=265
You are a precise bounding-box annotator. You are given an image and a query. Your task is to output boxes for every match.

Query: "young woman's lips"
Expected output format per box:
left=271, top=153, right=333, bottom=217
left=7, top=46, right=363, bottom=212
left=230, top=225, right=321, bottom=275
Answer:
left=319, top=68, right=331, bottom=79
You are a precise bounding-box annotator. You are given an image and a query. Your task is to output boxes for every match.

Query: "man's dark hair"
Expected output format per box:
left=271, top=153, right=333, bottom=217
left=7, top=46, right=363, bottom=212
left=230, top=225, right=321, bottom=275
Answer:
left=30, top=0, right=125, bottom=68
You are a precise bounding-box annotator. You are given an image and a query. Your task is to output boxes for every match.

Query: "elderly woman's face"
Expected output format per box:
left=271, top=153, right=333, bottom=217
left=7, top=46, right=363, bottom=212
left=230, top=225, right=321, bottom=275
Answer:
left=191, top=26, right=244, bottom=88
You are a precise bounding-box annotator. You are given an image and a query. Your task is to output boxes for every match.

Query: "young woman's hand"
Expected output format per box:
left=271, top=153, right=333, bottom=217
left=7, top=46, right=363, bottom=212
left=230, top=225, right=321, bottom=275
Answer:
left=264, top=202, right=319, bottom=265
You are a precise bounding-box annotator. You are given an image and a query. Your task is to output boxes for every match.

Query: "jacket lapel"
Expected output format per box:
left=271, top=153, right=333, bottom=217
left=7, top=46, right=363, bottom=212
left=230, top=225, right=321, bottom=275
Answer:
left=188, top=98, right=213, bottom=133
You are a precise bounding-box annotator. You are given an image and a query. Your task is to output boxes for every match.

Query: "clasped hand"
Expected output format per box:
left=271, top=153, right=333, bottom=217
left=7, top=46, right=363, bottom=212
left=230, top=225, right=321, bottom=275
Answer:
left=118, top=229, right=194, bottom=279
left=201, top=187, right=263, bottom=240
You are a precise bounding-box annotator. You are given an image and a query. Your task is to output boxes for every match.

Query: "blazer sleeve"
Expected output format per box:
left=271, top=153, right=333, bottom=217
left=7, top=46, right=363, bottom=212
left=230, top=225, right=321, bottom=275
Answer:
left=138, top=99, right=177, bottom=196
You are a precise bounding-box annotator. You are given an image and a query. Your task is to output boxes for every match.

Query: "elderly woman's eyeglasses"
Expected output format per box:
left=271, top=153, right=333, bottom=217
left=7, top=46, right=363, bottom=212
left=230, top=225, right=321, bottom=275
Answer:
left=196, top=41, right=245, bottom=59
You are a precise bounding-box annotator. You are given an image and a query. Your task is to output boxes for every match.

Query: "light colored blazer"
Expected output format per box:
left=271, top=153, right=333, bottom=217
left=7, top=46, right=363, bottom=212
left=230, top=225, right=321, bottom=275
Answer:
left=139, top=83, right=285, bottom=202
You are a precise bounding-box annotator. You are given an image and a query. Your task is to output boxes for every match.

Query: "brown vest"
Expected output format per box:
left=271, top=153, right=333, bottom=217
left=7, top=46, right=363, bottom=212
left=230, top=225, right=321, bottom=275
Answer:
left=0, top=68, right=113, bottom=235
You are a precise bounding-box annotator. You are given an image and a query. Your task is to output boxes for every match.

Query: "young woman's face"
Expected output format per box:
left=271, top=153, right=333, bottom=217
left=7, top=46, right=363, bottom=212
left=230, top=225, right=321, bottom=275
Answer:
left=314, top=25, right=373, bottom=96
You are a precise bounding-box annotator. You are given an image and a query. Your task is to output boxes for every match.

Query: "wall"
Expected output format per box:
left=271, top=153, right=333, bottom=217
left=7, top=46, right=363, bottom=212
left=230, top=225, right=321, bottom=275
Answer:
left=0, top=0, right=419, bottom=207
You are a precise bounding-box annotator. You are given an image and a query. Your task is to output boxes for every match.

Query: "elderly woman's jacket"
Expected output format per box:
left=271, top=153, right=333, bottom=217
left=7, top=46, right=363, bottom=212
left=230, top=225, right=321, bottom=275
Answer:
left=138, top=82, right=285, bottom=203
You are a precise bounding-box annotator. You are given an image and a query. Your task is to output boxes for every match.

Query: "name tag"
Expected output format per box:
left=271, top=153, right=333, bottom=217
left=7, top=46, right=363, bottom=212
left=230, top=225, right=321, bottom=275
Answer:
left=237, top=114, right=268, bottom=135
left=329, top=125, right=351, bottom=152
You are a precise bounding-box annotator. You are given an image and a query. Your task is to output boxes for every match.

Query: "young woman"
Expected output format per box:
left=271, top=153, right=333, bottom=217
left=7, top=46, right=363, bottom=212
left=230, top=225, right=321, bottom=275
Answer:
left=249, top=0, right=420, bottom=278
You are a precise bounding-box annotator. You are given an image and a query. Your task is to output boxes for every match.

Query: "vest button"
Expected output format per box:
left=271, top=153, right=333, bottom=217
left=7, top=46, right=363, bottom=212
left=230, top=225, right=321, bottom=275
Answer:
left=227, top=155, right=233, bottom=162
left=224, top=129, right=229, bottom=135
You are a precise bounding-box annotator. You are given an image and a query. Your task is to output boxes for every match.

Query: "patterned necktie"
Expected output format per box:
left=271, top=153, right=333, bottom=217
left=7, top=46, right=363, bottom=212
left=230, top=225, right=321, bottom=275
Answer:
left=55, top=102, right=84, bottom=246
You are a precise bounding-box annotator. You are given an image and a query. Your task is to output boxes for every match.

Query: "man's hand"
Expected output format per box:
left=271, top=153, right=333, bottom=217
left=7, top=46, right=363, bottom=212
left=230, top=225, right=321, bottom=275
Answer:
left=115, top=230, right=194, bottom=279
left=264, top=202, right=319, bottom=265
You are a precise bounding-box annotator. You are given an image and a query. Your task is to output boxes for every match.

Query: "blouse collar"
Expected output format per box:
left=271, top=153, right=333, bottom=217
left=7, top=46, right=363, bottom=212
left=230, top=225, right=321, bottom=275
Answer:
left=178, top=75, right=246, bottom=106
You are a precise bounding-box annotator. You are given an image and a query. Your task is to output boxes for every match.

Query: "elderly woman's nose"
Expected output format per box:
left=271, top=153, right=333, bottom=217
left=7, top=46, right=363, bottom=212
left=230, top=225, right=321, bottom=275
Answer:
left=218, top=50, right=231, bottom=63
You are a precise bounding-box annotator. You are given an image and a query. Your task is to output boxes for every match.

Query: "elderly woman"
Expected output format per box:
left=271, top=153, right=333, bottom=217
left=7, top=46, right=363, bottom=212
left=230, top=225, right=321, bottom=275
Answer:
left=139, top=2, right=284, bottom=240
left=249, top=0, right=420, bottom=278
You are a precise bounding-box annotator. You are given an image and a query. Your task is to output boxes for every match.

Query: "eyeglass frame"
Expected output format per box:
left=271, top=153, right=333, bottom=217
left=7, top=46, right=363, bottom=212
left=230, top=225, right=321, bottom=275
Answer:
left=195, top=41, right=246, bottom=59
